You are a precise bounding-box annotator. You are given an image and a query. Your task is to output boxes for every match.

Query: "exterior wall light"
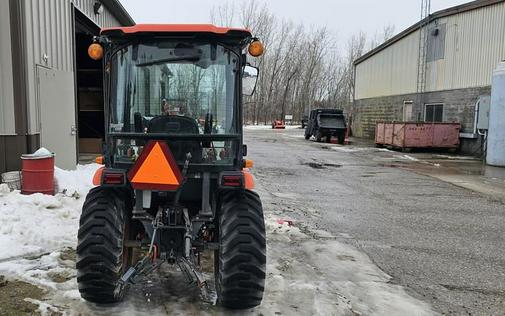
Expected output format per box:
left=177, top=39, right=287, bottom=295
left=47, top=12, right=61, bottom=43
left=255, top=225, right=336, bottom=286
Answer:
left=94, top=1, right=104, bottom=15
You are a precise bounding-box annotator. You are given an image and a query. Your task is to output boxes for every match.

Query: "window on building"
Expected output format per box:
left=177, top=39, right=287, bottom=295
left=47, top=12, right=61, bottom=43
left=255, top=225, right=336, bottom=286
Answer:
left=425, top=104, right=444, bottom=122
left=426, top=23, right=446, bottom=62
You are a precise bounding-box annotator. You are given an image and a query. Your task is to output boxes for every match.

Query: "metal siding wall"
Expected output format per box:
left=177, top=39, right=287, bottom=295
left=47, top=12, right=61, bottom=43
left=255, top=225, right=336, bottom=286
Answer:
left=22, top=0, right=125, bottom=134
left=0, top=0, right=16, bottom=135
left=23, top=0, right=74, bottom=134
left=434, top=2, right=505, bottom=91
left=356, top=2, right=505, bottom=100
left=73, top=0, right=122, bottom=28
left=355, top=29, right=419, bottom=100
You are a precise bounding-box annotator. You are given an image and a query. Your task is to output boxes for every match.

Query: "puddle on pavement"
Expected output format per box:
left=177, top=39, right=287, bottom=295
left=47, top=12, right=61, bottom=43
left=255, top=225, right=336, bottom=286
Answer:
left=262, top=139, right=278, bottom=143
left=381, top=158, right=505, bottom=181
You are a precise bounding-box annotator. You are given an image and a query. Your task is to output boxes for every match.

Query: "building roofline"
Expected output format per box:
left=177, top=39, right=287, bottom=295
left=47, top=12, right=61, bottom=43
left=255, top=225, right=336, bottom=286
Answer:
left=102, top=0, right=135, bottom=26
left=354, top=0, right=505, bottom=66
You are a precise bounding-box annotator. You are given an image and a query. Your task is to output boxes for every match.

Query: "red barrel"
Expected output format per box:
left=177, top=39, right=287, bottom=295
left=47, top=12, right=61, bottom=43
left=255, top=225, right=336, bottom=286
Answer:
left=21, top=154, right=55, bottom=195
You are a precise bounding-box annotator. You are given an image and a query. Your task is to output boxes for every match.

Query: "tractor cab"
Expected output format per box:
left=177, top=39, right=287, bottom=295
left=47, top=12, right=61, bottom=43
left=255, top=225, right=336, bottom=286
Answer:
left=77, top=25, right=266, bottom=309
left=94, top=24, right=261, bottom=171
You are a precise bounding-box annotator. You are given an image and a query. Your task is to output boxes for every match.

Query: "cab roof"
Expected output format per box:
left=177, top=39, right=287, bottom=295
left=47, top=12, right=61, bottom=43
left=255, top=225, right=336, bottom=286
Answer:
left=101, top=24, right=252, bottom=41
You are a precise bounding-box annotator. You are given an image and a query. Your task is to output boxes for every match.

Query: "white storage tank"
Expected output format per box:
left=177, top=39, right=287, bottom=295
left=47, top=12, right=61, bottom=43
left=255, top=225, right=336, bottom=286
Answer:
left=487, top=62, right=505, bottom=167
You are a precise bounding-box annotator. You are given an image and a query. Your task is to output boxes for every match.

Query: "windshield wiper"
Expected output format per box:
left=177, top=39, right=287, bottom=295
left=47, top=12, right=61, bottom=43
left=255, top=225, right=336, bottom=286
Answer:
left=135, top=55, right=201, bottom=67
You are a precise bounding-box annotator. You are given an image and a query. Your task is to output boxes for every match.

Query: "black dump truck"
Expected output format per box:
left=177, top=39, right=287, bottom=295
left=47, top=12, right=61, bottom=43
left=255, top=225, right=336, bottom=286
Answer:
left=304, top=109, right=346, bottom=144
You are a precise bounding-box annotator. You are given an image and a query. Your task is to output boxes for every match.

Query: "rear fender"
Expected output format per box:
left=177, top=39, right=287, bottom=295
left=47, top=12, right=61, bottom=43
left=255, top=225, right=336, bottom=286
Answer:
left=92, top=167, right=105, bottom=186
left=242, top=168, right=255, bottom=190
left=218, top=169, right=255, bottom=190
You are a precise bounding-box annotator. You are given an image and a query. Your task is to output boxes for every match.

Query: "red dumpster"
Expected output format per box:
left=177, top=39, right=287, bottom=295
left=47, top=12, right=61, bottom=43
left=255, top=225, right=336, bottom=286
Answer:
left=375, top=121, right=460, bottom=150
left=21, top=152, right=55, bottom=195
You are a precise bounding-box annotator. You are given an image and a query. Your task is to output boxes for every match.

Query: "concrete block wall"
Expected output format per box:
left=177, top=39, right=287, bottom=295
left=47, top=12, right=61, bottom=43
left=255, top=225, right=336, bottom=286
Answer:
left=352, top=86, right=491, bottom=137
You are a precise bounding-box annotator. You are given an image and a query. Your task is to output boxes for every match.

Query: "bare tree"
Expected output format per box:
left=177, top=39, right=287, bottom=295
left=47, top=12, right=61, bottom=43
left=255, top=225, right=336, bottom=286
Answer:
left=210, top=2, right=236, bottom=26
left=210, top=1, right=385, bottom=125
left=369, top=24, right=396, bottom=50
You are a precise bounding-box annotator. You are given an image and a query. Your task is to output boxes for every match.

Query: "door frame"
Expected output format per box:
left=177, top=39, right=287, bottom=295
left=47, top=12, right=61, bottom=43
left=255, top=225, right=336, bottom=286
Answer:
left=402, top=100, right=413, bottom=121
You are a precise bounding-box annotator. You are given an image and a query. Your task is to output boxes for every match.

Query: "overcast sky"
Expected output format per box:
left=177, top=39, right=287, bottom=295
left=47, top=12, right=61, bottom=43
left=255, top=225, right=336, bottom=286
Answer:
left=119, top=0, right=469, bottom=42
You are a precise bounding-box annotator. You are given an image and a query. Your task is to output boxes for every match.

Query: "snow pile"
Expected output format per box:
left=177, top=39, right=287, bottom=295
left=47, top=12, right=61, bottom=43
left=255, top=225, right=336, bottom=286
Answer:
left=54, top=163, right=101, bottom=196
left=33, top=147, right=53, bottom=157
left=0, top=164, right=101, bottom=314
left=0, top=163, right=99, bottom=263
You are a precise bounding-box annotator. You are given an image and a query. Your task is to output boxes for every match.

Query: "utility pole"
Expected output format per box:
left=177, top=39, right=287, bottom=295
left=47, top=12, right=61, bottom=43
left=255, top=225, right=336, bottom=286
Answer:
left=416, top=0, right=431, bottom=120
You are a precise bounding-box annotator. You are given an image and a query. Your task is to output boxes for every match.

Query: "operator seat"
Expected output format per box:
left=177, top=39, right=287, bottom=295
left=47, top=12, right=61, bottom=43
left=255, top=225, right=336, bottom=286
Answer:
left=147, top=115, right=202, bottom=163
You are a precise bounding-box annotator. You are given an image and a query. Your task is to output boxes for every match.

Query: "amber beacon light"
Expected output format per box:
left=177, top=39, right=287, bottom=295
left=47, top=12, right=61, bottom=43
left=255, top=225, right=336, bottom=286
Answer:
left=248, top=39, right=264, bottom=57
left=88, top=43, right=104, bottom=60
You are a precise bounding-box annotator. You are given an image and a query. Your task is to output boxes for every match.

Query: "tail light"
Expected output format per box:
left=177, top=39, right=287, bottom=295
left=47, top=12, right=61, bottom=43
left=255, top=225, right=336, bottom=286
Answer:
left=220, top=172, right=244, bottom=188
left=102, top=169, right=126, bottom=186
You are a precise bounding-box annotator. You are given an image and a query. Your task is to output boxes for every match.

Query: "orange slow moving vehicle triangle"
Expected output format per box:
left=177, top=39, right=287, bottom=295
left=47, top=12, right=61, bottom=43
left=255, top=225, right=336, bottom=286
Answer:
left=128, top=141, right=183, bottom=191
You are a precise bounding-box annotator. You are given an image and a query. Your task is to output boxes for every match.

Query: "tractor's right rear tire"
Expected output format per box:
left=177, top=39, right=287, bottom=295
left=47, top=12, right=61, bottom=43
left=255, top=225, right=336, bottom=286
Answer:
left=215, top=190, right=266, bottom=309
left=76, top=187, right=132, bottom=304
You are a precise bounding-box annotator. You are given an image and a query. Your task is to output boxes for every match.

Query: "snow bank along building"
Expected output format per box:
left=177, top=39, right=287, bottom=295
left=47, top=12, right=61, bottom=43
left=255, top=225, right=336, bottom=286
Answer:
left=0, top=0, right=134, bottom=173
left=352, top=0, right=505, bottom=154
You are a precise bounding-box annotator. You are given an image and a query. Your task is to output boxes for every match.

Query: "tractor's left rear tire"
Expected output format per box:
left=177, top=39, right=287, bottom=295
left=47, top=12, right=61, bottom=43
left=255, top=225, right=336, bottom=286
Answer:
left=215, top=190, right=266, bottom=309
left=76, top=187, right=133, bottom=303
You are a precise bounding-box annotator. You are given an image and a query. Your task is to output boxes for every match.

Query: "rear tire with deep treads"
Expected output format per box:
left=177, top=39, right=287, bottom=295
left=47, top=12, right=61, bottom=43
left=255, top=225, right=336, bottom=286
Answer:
left=215, top=190, right=266, bottom=309
left=76, top=187, right=132, bottom=303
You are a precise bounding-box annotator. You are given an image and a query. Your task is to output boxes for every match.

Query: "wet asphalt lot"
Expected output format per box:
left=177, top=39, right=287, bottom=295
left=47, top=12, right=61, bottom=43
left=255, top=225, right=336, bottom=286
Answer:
left=246, top=127, right=505, bottom=316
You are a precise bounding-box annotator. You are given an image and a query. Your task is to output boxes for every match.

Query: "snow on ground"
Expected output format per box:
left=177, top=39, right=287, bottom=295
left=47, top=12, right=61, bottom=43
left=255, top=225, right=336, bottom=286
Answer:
left=244, top=124, right=302, bottom=130
left=0, top=164, right=101, bottom=313
left=0, top=164, right=100, bottom=261
left=331, top=146, right=392, bottom=153
left=397, top=154, right=420, bottom=162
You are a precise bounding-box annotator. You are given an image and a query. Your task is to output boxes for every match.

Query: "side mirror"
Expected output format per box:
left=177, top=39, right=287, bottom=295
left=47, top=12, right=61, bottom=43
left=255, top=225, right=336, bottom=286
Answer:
left=242, top=65, right=259, bottom=96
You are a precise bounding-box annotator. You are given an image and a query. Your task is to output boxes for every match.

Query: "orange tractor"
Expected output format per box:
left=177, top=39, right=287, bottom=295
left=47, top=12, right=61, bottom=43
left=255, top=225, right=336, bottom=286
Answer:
left=78, top=24, right=266, bottom=309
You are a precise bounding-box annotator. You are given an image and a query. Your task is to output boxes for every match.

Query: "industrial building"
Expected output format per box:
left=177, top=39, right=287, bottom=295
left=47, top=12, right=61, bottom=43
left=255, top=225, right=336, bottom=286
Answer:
left=352, top=0, right=505, bottom=154
left=0, top=0, right=134, bottom=173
